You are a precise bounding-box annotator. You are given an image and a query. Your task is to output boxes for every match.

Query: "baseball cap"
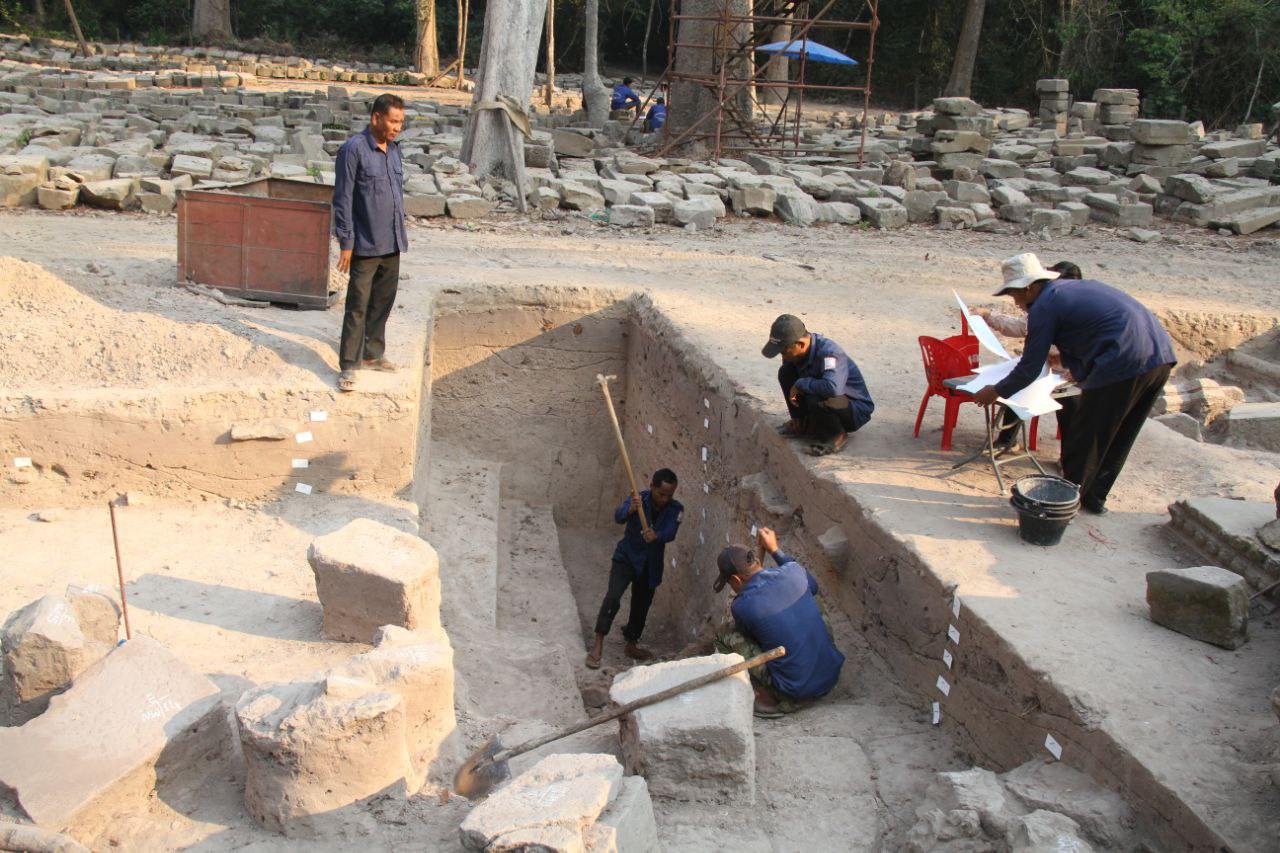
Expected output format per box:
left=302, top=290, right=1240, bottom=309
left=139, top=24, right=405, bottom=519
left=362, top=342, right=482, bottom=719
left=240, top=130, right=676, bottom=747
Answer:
left=714, top=545, right=755, bottom=591
left=761, top=314, right=807, bottom=358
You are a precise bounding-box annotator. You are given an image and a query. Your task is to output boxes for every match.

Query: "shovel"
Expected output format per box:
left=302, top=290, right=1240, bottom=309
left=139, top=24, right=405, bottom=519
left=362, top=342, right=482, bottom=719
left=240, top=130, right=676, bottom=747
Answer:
left=453, top=645, right=786, bottom=800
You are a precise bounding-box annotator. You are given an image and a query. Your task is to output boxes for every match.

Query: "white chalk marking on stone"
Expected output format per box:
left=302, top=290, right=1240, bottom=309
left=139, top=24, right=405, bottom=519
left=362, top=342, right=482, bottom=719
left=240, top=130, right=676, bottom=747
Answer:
left=13, top=457, right=32, bottom=468
left=952, top=596, right=961, bottom=618
left=646, top=424, right=653, bottom=434
left=750, top=525, right=757, bottom=538
left=295, top=483, right=313, bottom=495
left=699, top=531, right=705, bottom=545
left=703, top=483, right=710, bottom=494
left=310, top=410, right=328, bottom=422
left=725, top=532, right=730, bottom=543
left=703, top=398, right=710, bottom=409
left=703, top=417, right=709, bottom=429
left=932, top=702, right=941, bottom=725
left=292, top=458, right=309, bottom=469
left=943, top=649, right=953, bottom=669
left=701, top=447, right=708, bottom=462
left=936, top=675, right=950, bottom=696
left=671, top=558, right=676, bottom=568
left=702, top=507, right=707, bottom=519
left=1044, top=733, right=1063, bottom=760
left=947, top=624, right=960, bottom=645
left=295, top=431, right=313, bottom=444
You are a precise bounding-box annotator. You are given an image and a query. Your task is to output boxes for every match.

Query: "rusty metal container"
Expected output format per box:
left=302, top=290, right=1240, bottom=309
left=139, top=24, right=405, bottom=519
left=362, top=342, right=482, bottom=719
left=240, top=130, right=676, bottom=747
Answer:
left=177, top=178, right=338, bottom=309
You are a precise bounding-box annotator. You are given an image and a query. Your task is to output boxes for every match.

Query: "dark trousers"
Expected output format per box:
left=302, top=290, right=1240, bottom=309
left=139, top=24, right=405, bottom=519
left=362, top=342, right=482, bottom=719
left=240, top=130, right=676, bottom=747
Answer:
left=339, top=252, right=400, bottom=370
left=995, top=394, right=1080, bottom=450
left=594, top=559, right=655, bottom=643
left=778, top=363, right=866, bottom=441
left=1062, top=363, right=1172, bottom=510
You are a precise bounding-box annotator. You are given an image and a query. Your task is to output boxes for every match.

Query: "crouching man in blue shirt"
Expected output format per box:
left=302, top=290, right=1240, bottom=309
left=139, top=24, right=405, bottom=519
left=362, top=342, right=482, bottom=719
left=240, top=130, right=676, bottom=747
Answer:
left=973, top=253, right=1176, bottom=514
left=763, top=314, right=874, bottom=457
left=586, top=469, right=683, bottom=669
left=714, top=527, right=845, bottom=717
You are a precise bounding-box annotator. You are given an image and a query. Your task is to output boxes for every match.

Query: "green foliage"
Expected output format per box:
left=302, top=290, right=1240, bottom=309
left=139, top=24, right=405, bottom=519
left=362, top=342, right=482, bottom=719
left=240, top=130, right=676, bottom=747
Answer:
left=15, top=128, right=31, bottom=148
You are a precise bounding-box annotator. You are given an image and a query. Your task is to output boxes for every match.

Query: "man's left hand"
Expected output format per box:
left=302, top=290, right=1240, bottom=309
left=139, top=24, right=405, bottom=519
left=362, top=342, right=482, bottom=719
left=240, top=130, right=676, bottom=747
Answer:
left=788, top=385, right=801, bottom=406
left=641, top=528, right=657, bottom=543
left=972, top=386, right=1000, bottom=406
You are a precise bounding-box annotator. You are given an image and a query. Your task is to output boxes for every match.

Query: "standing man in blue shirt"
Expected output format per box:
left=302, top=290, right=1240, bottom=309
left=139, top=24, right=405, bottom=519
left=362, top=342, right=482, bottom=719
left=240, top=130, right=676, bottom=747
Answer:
left=973, top=253, right=1176, bottom=514
left=586, top=468, right=682, bottom=669
left=332, top=93, right=409, bottom=392
left=762, top=314, right=874, bottom=457
left=610, top=77, right=641, bottom=114
left=714, top=527, right=844, bottom=717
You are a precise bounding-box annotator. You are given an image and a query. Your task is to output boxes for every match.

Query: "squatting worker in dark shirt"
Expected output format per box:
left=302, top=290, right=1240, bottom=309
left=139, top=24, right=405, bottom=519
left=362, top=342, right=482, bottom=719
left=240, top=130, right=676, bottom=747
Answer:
left=585, top=469, right=683, bottom=669
left=762, top=314, right=874, bottom=457
left=714, top=527, right=844, bottom=718
left=332, top=93, right=409, bottom=393
left=973, top=252, right=1176, bottom=515
left=611, top=77, right=641, bottom=114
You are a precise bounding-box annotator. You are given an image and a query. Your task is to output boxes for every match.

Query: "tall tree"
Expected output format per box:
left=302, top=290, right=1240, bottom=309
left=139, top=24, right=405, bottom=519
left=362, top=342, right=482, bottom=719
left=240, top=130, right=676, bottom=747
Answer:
left=416, top=0, right=440, bottom=75
left=461, top=0, right=544, bottom=181
left=943, top=0, right=986, bottom=97
left=192, top=0, right=233, bottom=43
left=582, top=0, right=608, bottom=125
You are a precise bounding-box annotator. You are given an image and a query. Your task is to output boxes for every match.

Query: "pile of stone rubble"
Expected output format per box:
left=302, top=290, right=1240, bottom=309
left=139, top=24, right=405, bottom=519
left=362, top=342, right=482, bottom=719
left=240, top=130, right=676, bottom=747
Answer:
left=1, top=39, right=1278, bottom=238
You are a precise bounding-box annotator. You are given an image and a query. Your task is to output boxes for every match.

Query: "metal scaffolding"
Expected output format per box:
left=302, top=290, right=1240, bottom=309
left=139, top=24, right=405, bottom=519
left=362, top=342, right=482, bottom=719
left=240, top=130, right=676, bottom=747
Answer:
left=648, top=0, right=879, bottom=162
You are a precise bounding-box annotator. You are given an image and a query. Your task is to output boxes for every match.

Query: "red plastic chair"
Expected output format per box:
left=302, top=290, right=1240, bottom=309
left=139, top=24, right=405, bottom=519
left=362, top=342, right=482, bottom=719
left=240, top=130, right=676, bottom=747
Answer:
left=915, top=336, right=979, bottom=451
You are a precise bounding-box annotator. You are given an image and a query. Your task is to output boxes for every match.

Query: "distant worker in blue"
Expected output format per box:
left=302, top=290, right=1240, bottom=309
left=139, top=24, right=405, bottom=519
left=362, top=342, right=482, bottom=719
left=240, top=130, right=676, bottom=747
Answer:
left=332, top=93, right=408, bottom=393
left=586, top=468, right=683, bottom=669
left=610, top=77, right=641, bottom=114
left=762, top=314, right=874, bottom=457
left=645, top=97, right=666, bottom=132
left=973, top=252, right=1176, bottom=515
left=714, top=527, right=845, bottom=718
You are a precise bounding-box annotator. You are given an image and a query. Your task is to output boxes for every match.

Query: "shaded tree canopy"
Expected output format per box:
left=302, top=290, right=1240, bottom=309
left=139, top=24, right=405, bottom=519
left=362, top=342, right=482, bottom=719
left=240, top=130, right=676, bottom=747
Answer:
left=3, top=0, right=1277, bottom=127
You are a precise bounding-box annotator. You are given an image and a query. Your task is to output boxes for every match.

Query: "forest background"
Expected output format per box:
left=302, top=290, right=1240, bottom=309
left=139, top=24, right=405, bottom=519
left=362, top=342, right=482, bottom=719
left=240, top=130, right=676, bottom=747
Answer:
left=2, top=0, right=1277, bottom=129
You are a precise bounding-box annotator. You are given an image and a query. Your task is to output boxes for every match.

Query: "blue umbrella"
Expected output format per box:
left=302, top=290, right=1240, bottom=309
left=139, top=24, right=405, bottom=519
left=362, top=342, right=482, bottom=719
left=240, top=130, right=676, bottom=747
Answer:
left=755, top=38, right=858, bottom=66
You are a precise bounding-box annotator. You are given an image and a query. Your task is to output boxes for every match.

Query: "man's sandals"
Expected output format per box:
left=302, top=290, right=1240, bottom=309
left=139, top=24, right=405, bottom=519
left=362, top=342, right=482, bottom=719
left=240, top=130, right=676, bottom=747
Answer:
left=776, top=419, right=809, bottom=439
left=337, top=369, right=357, bottom=392
left=807, top=431, right=848, bottom=457
left=584, top=652, right=602, bottom=670
left=362, top=357, right=400, bottom=372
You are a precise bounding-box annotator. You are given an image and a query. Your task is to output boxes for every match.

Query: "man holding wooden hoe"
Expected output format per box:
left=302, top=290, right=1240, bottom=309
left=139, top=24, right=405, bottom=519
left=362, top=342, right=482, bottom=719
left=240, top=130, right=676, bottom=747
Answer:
left=585, top=468, right=683, bottom=669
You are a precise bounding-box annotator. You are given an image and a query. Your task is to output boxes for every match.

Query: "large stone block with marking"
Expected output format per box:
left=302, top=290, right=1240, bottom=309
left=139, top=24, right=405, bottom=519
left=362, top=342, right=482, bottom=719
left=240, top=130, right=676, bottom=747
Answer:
left=1145, top=565, right=1248, bottom=649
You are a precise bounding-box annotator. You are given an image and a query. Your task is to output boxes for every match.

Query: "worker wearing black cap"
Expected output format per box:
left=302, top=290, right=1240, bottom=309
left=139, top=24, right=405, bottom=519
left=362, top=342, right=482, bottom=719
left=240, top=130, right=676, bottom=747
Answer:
left=713, top=527, right=844, bottom=717
left=762, top=314, right=874, bottom=457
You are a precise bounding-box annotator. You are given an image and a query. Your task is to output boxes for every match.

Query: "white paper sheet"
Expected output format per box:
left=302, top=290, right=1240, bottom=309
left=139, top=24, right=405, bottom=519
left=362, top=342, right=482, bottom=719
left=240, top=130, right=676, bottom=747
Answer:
left=959, top=360, right=1062, bottom=420
left=953, top=290, right=1011, bottom=361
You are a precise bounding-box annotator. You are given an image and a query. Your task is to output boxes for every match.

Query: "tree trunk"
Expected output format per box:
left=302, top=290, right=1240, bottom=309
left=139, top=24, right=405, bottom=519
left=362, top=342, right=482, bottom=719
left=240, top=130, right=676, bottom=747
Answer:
left=582, top=0, right=608, bottom=125
left=416, top=0, right=440, bottom=75
left=666, top=0, right=752, bottom=157
left=762, top=21, right=791, bottom=105
left=61, top=0, right=89, bottom=57
left=192, top=0, right=234, bottom=44
left=35, top=0, right=46, bottom=26
left=544, top=0, right=555, bottom=107
left=943, top=0, right=985, bottom=98
left=461, top=0, right=545, bottom=180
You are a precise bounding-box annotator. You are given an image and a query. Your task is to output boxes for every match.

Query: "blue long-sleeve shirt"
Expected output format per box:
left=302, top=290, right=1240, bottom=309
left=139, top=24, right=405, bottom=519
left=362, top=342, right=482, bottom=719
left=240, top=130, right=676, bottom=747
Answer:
left=994, top=279, right=1176, bottom=397
left=332, top=127, right=409, bottom=257
left=646, top=104, right=666, bottom=130
left=793, top=332, right=875, bottom=423
left=730, top=550, right=845, bottom=700
left=611, top=490, right=683, bottom=589
left=611, top=83, right=640, bottom=110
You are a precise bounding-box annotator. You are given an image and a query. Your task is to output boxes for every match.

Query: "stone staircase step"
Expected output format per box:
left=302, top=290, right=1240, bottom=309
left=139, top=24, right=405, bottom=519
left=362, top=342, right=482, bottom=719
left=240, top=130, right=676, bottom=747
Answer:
left=498, top=501, right=585, bottom=655
left=422, top=442, right=501, bottom=629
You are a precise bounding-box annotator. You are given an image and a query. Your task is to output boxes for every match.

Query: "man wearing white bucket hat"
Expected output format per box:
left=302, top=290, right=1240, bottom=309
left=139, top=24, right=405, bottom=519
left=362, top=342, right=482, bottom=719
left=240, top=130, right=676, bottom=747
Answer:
left=973, top=253, right=1176, bottom=515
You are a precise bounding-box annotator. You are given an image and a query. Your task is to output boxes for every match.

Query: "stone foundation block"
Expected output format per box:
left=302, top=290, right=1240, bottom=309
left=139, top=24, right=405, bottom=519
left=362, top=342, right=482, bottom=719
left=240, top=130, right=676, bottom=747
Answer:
left=79, top=178, right=137, bottom=210
left=236, top=675, right=414, bottom=835
left=672, top=196, right=723, bottom=228
left=459, top=754, right=624, bottom=851
left=405, top=192, right=447, bottom=217
left=585, top=775, right=660, bottom=853
left=774, top=189, right=819, bottom=227
left=609, top=204, right=655, bottom=228
left=307, top=518, right=443, bottom=642
left=0, top=172, right=41, bottom=207
left=609, top=653, right=754, bottom=803
left=0, top=637, right=224, bottom=835
left=1227, top=402, right=1280, bottom=450
left=855, top=197, right=908, bottom=229
left=1146, top=566, right=1248, bottom=649
left=1, top=586, right=120, bottom=724
left=1002, top=760, right=1128, bottom=847
left=37, top=184, right=79, bottom=210
left=1008, top=810, right=1094, bottom=853
left=630, top=191, right=674, bottom=222
left=446, top=194, right=494, bottom=219
left=730, top=185, right=775, bottom=215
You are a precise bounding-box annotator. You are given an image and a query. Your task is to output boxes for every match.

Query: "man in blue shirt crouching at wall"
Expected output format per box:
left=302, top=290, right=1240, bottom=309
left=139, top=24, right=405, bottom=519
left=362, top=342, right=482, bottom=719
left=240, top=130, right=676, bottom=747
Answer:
left=714, top=527, right=844, bottom=717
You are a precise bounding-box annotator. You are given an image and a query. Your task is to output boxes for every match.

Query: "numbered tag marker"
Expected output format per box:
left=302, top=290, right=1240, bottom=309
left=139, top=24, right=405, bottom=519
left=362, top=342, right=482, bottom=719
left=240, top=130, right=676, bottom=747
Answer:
left=295, top=431, right=313, bottom=444
left=295, top=483, right=313, bottom=495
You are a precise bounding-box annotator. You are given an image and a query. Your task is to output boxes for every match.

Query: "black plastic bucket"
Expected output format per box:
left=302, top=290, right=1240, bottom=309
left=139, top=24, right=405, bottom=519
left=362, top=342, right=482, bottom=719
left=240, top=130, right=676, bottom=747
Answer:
left=1009, top=476, right=1080, bottom=546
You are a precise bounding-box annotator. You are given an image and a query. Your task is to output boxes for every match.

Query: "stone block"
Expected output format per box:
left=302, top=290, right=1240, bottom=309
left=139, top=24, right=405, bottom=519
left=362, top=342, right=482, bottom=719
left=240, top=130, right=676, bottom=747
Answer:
left=630, top=191, right=674, bottom=223
left=1154, top=412, right=1203, bottom=441
left=236, top=675, right=414, bottom=835
left=855, top=196, right=908, bottom=229
left=597, top=179, right=635, bottom=205
left=982, top=159, right=1024, bottom=179
left=1031, top=208, right=1073, bottom=236
left=1146, top=566, right=1248, bottom=649
left=932, top=97, right=982, bottom=117
left=1216, top=207, right=1280, bottom=236
left=37, top=184, right=79, bottom=210
left=1002, top=760, right=1128, bottom=847
left=882, top=159, right=918, bottom=189
left=944, top=180, right=990, bottom=203
left=609, top=204, right=655, bottom=228
left=730, top=185, right=775, bottom=215
left=1057, top=201, right=1090, bottom=225
left=1132, top=144, right=1194, bottom=168
left=0, top=637, right=224, bottom=834
left=1154, top=378, right=1244, bottom=423
left=459, top=754, right=624, bottom=851
left=79, top=178, right=137, bottom=210
left=1201, top=139, right=1265, bottom=160
left=1008, top=810, right=1094, bottom=853
left=774, top=189, right=819, bottom=227
left=170, top=154, right=213, bottom=179
left=1165, top=173, right=1216, bottom=204
left=816, top=201, right=862, bottom=225
left=584, top=775, right=660, bottom=852
left=937, top=206, right=977, bottom=229
left=672, top=196, right=724, bottom=228
left=609, top=654, right=754, bottom=803
left=552, top=129, right=594, bottom=158
left=1, top=587, right=120, bottom=724
left=1227, top=401, right=1280, bottom=450
left=932, top=130, right=990, bottom=155
left=307, top=519, right=443, bottom=643
left=0, top=172, right=41, bottom=207
left=446, top=194, right=494, bottom=219
left=1062, top=166, right=1114, bottom=187
left=905, top=190, right=949, bottom=223
left=1129, top=173, right=1162, bottom=194
left=560, top=181, right=606, bottom=211
left=405, top=192, right=447, bottom=217
left=1130, top=119, right=1195, bottom=146
left=64, top=153, right=116, bottom=182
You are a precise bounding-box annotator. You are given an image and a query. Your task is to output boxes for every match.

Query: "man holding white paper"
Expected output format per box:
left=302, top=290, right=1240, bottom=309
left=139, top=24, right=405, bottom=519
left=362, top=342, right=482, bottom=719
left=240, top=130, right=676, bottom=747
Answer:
left=972, top=253, right=1176, bottom=515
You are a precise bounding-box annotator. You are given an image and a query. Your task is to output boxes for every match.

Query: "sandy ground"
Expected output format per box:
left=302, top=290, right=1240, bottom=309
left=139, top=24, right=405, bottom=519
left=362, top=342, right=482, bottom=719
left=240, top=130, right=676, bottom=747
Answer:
left=2, top=204, right=1280, bottom=848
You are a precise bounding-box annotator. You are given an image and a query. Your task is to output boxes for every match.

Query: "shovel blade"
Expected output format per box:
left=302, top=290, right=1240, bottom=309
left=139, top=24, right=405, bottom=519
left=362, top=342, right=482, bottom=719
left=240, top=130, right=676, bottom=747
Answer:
left=453, top=736, right=511, bottom=801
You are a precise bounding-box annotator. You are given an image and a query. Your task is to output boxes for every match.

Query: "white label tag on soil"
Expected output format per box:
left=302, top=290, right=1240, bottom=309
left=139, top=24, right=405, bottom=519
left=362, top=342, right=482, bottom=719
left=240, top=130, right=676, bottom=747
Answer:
left=703, top=483, right=710, bottom=494
left=943, top=649, right=953, bottom=669
left=699, top=531, right=705, bottom=545
left=952, top=596, right=961, bottom=618
left=295, top=483, right=313, bottom=495
left=295, top=431, right=313, bottom=444
left=292, top=459, right=309, bottom=469
left=932, top=702, right=941, bottom=725
left=310, top=411, right=327, bottom=422
left=646, top=424, right=653, bottom=434
left=13, top=457, right=32, bottom=468
left=936, top=675, right=950, bottom=696
left=750, top=525, right=757, bottom=537
left=1044, top=733, right=1062, bottom=760
left=947, top=624, right=961, bottom=645
left=701, top=447, right=708, bottom=461
left=703, top=398, right=710, bottom=409
left=703, top=418, right=709, bottom=429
